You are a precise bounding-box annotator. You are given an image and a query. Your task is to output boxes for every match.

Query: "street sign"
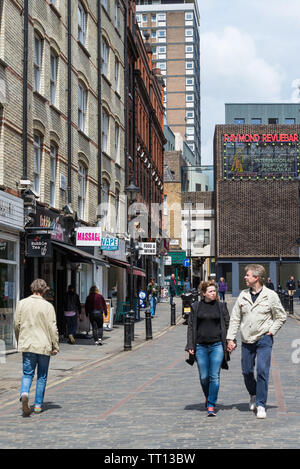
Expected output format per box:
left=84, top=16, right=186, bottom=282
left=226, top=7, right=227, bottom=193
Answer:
left=101, top=237, right=119, bottom=251
left=164, top=256, right=172, bottom=265
left=183, top=258, right=191, bottom=267
left=139, top=242, right=156, bottom=255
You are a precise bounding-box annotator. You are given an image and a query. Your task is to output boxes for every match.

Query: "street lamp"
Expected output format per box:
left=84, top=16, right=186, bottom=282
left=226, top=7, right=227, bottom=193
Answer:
left=125, top=180, right=140, bottom=312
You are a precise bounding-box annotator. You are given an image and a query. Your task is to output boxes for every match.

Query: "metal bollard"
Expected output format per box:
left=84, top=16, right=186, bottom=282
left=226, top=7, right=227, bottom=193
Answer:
left=129, top=309, right=135, bottom=341
left=145, top=310, right=153, bottom=341
left=288, top=296, right=294, bottom=314
left=124, top=313, right=132, bottom=351
left=171, top=303, right=176, bottom=326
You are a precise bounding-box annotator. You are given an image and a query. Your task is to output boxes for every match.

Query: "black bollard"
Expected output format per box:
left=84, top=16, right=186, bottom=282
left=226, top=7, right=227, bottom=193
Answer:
left=124, top=313, right=132, bottom=351
left=145, top=310, right=153, bottom=341
left=171, top=303, right=176, bottom=326
left=129, top=309, right=135, bottom=341
left=288, top=295, right=294, bottom=314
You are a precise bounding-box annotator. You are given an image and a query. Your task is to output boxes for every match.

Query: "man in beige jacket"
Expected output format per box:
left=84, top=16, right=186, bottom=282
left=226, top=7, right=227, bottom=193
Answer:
left=14, top=279, right=59, bottom=416
left=227, top=264, right=286, bottom=419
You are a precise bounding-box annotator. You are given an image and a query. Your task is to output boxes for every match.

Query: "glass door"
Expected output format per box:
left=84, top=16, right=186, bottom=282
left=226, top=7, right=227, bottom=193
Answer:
left=0, top=263, right=16, bottom=350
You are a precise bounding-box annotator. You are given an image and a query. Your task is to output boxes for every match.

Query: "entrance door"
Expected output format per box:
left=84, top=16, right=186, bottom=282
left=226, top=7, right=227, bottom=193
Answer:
left=0, top=263, right=16, bottom=350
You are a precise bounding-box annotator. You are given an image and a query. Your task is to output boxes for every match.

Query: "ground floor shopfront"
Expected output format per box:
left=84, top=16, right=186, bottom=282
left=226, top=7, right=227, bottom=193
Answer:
left=217, top=259, right=300, bottom=296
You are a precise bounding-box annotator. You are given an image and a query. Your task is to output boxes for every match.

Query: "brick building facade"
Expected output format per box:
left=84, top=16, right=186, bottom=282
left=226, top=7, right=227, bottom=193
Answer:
left=214, top=124, right=300, bottom=295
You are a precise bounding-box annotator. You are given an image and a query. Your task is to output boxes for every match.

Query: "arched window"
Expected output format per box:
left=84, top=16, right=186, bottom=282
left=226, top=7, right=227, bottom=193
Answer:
left=50, top=50, right=58, bottom=106
left=101, top=38, right=109, bottom=77
left=102, top=180, right=109, bottom=228
left=34, top=33, right=43, bottom=92
left=78, top=163, right=87, bottom=220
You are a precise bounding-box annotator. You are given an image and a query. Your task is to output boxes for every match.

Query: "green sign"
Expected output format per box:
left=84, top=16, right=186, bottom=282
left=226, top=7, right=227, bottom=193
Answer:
left=168, top=251, right=186, bottom=265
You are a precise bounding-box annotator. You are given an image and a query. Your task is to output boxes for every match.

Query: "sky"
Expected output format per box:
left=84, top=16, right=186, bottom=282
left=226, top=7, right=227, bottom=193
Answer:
left=198, top=0, right=300, bottom=164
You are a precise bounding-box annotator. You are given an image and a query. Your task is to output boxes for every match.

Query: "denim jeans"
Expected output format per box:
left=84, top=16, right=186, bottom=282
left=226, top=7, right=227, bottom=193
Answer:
left=150, top=296, right=157, bottom=317
left=195, top=342, right=224, bottom=408
left=241, top=334, right=273, bottom=408
left=20, top=353, right=51, bottom=407
left=65, top=315, right=77, bottom=337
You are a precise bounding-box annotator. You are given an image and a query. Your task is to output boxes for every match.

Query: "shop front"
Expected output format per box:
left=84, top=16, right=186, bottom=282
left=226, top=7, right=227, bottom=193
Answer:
left=0, top=191, right=24, bottom=351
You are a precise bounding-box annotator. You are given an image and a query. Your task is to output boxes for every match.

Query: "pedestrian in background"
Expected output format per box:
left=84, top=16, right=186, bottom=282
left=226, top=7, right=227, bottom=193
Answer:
left=169, top=274, right=176, bottom=305
left=218, top=277, right=228, bottom=302
left=85, top=286, right=107, bottom=346
left=265, top=277, right=274, bottom=290
left=286, top=275, right=296, bottom=296
left=227, top=264, right=286, bottom=419
left=185, top=281, right=231, bottom=417
left=183, top=277, right=191, bottom=293
left=14, top=279, right=59, bottom=416
left=147, top=277, right=159, bottom=318
left=63, top=285, right=81, bottom=344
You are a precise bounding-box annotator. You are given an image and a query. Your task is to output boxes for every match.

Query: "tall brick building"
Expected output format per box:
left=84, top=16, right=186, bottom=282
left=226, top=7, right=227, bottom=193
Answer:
left=214, top=118, right=300, bottom=295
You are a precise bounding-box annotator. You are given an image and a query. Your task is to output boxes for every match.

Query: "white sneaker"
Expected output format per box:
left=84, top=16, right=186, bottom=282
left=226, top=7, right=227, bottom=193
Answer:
left=249, top=395, right=256, bottom=411
left=256, top=406, right=267, bottom=419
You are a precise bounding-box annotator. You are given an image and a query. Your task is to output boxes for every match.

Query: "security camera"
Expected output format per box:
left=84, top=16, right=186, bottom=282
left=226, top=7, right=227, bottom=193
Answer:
left=19, top=180, right=32, bottom=189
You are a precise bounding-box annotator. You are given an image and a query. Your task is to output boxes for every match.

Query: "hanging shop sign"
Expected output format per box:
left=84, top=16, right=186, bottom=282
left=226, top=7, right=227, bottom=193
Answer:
left=0, top=191, right=24, bottom=231
left=101, top=237, right=119, bottom=251
left=76, top=227, right=102, bottom=246
left=34, top=206, right=65, bottom=241
left=223, top=133, right=300, bottom=180
left=27, top=234, right=52, bottom=258
left=139, top=242, right=156, bottom=255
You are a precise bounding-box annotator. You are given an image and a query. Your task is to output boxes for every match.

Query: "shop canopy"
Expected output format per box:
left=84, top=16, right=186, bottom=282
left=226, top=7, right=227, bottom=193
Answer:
left=52, top=240, right=110, bottom=267
left=109, top=258, right=146, bottom=278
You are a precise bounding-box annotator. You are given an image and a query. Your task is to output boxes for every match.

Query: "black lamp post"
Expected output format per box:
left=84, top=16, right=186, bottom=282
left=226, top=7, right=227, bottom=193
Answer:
left=125, top=180, right=140, bottom=311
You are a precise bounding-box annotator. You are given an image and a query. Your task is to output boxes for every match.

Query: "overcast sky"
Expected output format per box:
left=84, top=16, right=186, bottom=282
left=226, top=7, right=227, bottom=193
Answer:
left=199, top=0, right=300, bottom=164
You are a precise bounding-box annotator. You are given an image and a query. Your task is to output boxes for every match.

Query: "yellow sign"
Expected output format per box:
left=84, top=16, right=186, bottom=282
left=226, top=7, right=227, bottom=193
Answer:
left=104, top=300, right=111, bottom=324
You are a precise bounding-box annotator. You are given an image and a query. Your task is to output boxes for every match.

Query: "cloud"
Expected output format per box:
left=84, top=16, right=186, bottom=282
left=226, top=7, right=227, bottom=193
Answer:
left=200, top=26, right=285, bottom=163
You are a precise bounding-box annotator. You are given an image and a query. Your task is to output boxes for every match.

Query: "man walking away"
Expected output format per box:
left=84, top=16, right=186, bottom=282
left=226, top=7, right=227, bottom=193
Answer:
left=14, top=279, right=59, bottom=416
left=63, top=285, right=81, bottom=344
left=147, top=277, right=159, bottom=318
left=227, top=264, right=286, bottom=419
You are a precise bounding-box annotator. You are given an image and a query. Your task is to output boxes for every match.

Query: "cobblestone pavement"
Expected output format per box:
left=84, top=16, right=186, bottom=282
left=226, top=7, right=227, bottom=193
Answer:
left=0, top=297, right=300, bottom=449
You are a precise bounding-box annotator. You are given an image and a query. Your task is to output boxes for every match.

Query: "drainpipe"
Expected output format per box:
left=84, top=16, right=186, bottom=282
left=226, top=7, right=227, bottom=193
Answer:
left=124, top=1, right=128, bottom=188
left=97, top=0, right=102, bottom=210
left=67, top=0, right=72, bottom=204
left=23, top=0, right=29, bottom=179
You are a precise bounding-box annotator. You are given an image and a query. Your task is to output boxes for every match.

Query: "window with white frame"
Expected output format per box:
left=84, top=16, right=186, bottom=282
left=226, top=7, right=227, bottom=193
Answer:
left=158, top=46, right=166, bottom=54
left=50, top=52, right=58, bottom=106
left=185, top=12, right=193, bottom=21
left=34, top=34, right=43, bottom=92
left=78, top=83, right=87, bottom=133
left=158, top=30, right=166, bottom=37
left=186, top=77, right=194, bottom=86
left=50, top=145, right=57, bottom=207
left=78, top=163, right=87, bottom=220
left=102, top=109, right=109, bottom=153
left=186, top=127, right=194, bottom=135
left=186, top=62, right=194, bottom=70
left=185, top=45, right=194, bottom=53
left=115, top=122, right=120, bottom=163
left=185, top=29, right=193, bottom=37
left=186, top=110, right=194, bottom=119
left=102, top=38, right=109, bottom=77
left=33, top=134, right=42, bottom=195
left=157, top=13, right=166, bottom=21
left=186, top=94, right=194, bottom=102
left=157, top=62, right=166, bottom=70
left=78, top=1, right=87, bottom=46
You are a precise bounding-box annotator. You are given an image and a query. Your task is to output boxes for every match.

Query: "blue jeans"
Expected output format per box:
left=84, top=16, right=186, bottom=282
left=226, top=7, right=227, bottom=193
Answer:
left=65, top=315, right=77, bottom=337
left=195, top=342, right=224, bottom=408
left=20, top=353, right=51, bottom=407
left=150, top=296, right=157, bottom=317
left=241, top=334, right=273, bottom=408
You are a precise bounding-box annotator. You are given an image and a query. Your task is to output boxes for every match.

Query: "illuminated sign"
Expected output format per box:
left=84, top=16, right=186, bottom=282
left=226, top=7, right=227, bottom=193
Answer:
left=223, top=134, right=300, bottom=180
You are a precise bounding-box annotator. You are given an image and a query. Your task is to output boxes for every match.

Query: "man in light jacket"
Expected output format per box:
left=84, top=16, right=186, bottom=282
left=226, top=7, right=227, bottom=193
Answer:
left=227, top=264, right=286, bottom=419
left=14, top=279, right=59, bottom=416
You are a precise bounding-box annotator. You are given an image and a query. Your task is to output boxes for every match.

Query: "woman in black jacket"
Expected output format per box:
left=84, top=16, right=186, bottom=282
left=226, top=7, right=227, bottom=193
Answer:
left=185, top=281, right=231, bottom=416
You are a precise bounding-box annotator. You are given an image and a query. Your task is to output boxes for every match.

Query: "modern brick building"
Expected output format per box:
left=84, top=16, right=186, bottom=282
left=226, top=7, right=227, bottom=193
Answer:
left=136, top=0, right=201, bottom=164
left=214, top=116, right=300, bottom=295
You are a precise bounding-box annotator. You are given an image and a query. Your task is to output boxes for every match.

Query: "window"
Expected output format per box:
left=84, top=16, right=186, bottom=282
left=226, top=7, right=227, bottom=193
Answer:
left=191, top=229, right=210, bottom=246
left=285, top=118, right=295, bottom=124
left=186, top=78, right=194, bottom=86
left=157, top=13, right=166, bottom=21
left=33, top=134, right=42, bottom=195
left=78, top=1, right=87, bottom=46
left=158, top=46, right=166, bottom=54
left=186, top=62, right=194, bottom=69
left=185, top=29, right=193, bottom=37
left=151, top=30, right=157, bottom=38
left=234, top=118, right=245, bottom=124
left=34, top=34, right=43, bottom=92
left=158, top=30, right=166, bottom=38
left=50, top=52, right=58, bottom=106
left=185, top=12, right=193, bottom=21
left=186, top=111, right=194, bottom=119
left=78, top=163, right=86, bottom=220
left=186, top=94, right=194, bottom=102
left=115, top=58, right=119, bottom=92
left=157, top=62, right=166, bottom=70
left=115, top=123, right=120, bottom=163
left=185, top=45, right=194, bottom=53
left=102, top=109, right=109, bottom=153
left=78, top=83, right=87, bottom=132
left=50, top=146, right=57, bottom=207
left=268, top=118, right=278, bottom=124
left=151, top=14, right=156, bottom=22
left=50, top=0, right=57, bottom=6
left=251, top=118, right=262, bottom=124
left=186, top=127, right=194, bottom=135
left=102, top=39, right=109, bottom=77
left=114, top=1, right=119, bottom=28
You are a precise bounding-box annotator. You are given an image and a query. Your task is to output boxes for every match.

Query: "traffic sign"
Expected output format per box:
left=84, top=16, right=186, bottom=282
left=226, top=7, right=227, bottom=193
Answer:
left=183, top=258, right=191, bottom=267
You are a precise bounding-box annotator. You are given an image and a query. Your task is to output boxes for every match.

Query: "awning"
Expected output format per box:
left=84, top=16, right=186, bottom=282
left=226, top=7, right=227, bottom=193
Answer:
left=52, top=240, right=110, bottom=267
left=109, top=258, right=146, bottom=277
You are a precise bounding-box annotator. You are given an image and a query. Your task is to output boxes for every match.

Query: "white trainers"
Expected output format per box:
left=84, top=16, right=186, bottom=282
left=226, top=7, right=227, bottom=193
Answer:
left=249, top=395, right=256, bottom=411
left=256, top=406, right=267, bottom=419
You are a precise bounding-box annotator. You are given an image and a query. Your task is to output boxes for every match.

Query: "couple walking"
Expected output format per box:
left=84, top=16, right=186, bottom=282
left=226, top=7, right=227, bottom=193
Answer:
left=186, top=264, right=287, bottom=418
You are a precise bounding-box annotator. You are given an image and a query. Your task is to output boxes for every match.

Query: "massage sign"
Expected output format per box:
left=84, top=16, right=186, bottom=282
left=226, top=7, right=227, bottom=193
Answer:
left=222, top=133, right=300, bottom=180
